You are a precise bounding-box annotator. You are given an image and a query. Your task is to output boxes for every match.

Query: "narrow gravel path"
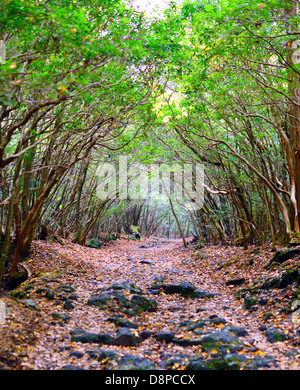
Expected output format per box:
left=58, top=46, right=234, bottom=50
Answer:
left=1, top=238, right=299, bottom=370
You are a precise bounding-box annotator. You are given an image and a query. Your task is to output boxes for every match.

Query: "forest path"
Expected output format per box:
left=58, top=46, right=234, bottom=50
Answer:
left=1, top=237, right=300, bottom=370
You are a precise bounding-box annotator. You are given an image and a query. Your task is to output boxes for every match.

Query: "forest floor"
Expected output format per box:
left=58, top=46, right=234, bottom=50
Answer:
left=0, top=237, right=300, bottom=370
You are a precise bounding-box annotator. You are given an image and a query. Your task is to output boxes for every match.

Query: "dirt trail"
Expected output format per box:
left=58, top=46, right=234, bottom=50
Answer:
left=1, top=238, right=299, bottom=370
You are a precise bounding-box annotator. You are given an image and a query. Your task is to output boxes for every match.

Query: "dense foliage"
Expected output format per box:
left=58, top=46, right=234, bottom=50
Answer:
left=1, top=0, right=300, bottom=286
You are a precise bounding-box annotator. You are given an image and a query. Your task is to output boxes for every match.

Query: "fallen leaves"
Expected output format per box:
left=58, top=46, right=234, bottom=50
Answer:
left=1, top=238, right=299, bottom=370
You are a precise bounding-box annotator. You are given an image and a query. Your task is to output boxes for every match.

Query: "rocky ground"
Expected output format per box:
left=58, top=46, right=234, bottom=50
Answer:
left=0, top=237, right=300, bottom=370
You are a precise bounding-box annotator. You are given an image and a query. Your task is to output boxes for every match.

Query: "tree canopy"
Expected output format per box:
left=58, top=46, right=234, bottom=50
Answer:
left=1, top=0, right=300, bottom=286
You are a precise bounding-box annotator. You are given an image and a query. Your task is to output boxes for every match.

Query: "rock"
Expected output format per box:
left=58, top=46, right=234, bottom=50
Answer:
left=278, top=268, right=300, bottom=288
left=186, top=320, right=207, bottom=331
left=265, top=327, right=289, bottom=343
left=221, top=325, right=248, bottom=337
left=208, top=315, right=227, bottom=325
left=56, top=285, right=75, bottom=293
left=161, top=354, right=189, bottom=370
left=63, top=299, right=74, bottom=310
left=106, top=281, right=143, bottom=295
left=193, top=289, right=215, bottom=299
left=183, top=316, right=227, bottom=333
left=140, top=260, right=154, bottom=265
left=234, top=288, right=249, bottom=299
left=114, top=328, right=142, bottom=347
left=264, top=311, right=273, bottom=321
left=86, top=348, right=118, bottom=361
left=87, top=290, right=130, bottom=312
left=265, top=249, right=300, bottom=268
left=70, top=329, right=113, bottom=345
left=107, top=316, right=138, bottom=329
left=140, top=330, right=152, bottom=340
left=261, top=277, right=280, bottom=290
left=186, top=357, right=207, bottom=370
left=205, top=353, right=248, bottom=370
left=159, top=281, right=196, bottom=296
left=63, top=365, right=84, bottom=370
left=87, top=293, right=111, bottom=308
left=151, top=281, right=214, bottom=299
left=188, top=348, right=271, bottom=370
left=70, top=351, right=84, bottom=358
left=110, top=355, right=156, bottom=370
left=244, top=295, right=257, bottom=310
left=23, top=299, right=40, bottom=312
left=86, top=238, right=102, bottom=248
left=225, top=278, right=245, bottom=286
left=168, top=306, right=183, bottom=312
left=173, top=338, right=202, bottom=347
left=251, top=355, right=275, bottom=368
left=130, top=294, right=157, bottom=314
left=70, top=328, right=86, bottom=336
left=200, top=329, right=245, bottom=353
left=155, top=332, right=175, bottom=343
left=258, top=325, right=267, bottom=331
left=87, top=282, right=156, bottom=315
left=45, top=290, right=55, bottom=300
left=51, top=313, right=71, bottom=323
left=260, top=268, right=300, bottom=290
left=258, top=297, right=268, bottom=305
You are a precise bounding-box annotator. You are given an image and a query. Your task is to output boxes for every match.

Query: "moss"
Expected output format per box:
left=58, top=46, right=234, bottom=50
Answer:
left=130, top=294, right=157, bottom=313
left=234, top=288, right=249, bottom=299
left=264, top=311, right=273, bottom=321
left=265, top=249, right=300, bottom=269
left=244, top=296, right=257, bottom=310
left=278, top=268, right=299, bottom=288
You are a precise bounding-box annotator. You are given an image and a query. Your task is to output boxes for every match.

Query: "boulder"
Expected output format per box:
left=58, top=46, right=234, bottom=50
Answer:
left=86, top=348, right=117, bottom=361
left=110, top=355, right=156, bottom=370
left=87, top=282, right=157, bottom=316
left=265, top=327, right=289, bottom=343
left=264, top=249, right=300, bottom=268
left=70, top=329, right=113, bottom=345
left=107, top=316, right=138, bottom=329
left=225, top=278, right=245, bottom=286
left=150, top=281, right=214, bottom=299
left=114, top=328, right=142, bottom=347
left=200, top=329, right=245, bottom=353
left=155, top=332, right=175, bottom=343
left=130, top=294, right=157, bottom=314
left=86, top=238, right=102, bottom=248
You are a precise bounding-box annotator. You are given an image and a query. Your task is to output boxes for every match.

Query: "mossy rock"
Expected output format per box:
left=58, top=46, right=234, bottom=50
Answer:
left=86, top=238, right=102, bottom=248
left=70, top=329, right=113, bottom=344
left=130, top=294, right=157, bottom=314
left=261, top=277, right=280, bottom=290
left=265, top=249, right=300, bottom=268
left=87, top=291, right=131, bottom=312
left=234, top=288, right=249, bottom=299
left=107, top=316, right=138, bottom=329
left=200, top=330, right=244, bottom=353
left=265, top=327, right=289, bottom=343
left=114, top=327, right=142, bottom=347
left=45, top=290, right=55, bottom=300
left=204, top=353, right=247, bottom=370
left=151, top=281, right=214, bottom=299
left=51, top=313, right=70, bottom=322
left=244, top=295, right=257, bottom=310
left=278, top=268, right=300, bottom=288
left=23, top=299, right=40, bottom=312
left=109, top=355, right=156, bottom=370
